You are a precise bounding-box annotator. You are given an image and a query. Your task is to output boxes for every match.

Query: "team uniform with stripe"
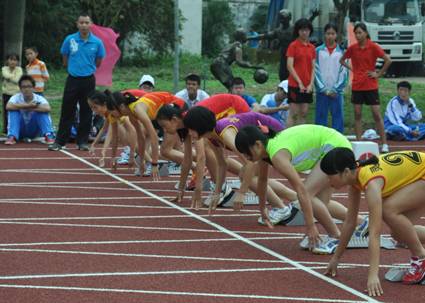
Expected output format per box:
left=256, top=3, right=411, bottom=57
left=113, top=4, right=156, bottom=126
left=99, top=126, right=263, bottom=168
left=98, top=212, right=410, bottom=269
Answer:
left=356, top=151, right=425, bottom=198
left=26, top=59, right=49, bottom=93
left=128, top=92, right=186, bottom=120
left=266, top=124, right=351, bottom=172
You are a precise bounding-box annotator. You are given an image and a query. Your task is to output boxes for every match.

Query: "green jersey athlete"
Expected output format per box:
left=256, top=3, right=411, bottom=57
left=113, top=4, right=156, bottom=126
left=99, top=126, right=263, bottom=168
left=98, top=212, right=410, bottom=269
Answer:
left=235, top=124, right=368, bottom=254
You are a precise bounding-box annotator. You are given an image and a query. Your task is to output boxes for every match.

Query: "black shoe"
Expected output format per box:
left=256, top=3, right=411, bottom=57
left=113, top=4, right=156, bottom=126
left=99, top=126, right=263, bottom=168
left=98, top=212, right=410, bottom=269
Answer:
left=48, top=142, right=63, bottom=151
left=77, top=144, right=89, bottom=151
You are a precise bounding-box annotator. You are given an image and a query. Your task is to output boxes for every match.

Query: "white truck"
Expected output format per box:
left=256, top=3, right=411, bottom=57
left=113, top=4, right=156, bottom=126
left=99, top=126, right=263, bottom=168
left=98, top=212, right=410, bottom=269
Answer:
left=351, top=0, right=424, bottom=73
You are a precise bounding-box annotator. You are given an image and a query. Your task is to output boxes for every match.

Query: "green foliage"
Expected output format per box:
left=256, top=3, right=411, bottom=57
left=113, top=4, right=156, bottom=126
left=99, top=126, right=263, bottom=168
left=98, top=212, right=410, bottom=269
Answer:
left=2, top=0, right=175, bottom=66
left=202, top=0, right=236, bottom=58
left=249, top=4, right=268, bottom=33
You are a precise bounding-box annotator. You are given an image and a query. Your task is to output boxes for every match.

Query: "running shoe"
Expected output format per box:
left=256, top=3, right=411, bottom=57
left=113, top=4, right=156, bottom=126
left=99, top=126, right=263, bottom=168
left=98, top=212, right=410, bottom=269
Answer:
left=403, top=256, right=425, bottom=284
left=312, top=236, right=339, bottom=255
left=258, top=206, right=292, bottom=225
left=217, top=184, right=235, bottom=207
left=168, top=162, right=181, bottom=175
left=48, top=142, right=63, bottom=151
left=354, top=216, right=369, bottom=238
left=43, top=133, right=55, bottom=144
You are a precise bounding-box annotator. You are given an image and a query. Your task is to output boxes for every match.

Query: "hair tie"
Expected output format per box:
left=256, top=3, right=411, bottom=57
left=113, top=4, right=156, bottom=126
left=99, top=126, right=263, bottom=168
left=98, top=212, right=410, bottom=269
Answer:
left=257, top=121, right=269, bottom=134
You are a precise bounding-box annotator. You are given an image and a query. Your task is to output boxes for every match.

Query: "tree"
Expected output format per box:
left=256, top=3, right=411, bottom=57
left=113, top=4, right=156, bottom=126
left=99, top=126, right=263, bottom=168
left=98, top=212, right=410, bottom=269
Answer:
left=3, top=0, right=26, bottom=60
left=333, top=0, right=353, bottom=43
left=202, top=0, right=236, bottom=58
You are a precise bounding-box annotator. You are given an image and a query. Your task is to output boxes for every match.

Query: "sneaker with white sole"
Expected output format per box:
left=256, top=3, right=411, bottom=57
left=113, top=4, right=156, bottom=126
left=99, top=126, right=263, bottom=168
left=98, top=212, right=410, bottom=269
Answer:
left=381, top=143, right=389, bottom=153
left=354, top=216, right=369, bottom=238
left=258, top=206, right=292, bottom=225
left=217, top=184, right=235, bottom=207
left=312, top=236, right=339, bottom=255
left=168, top=162, right=181, bottom=175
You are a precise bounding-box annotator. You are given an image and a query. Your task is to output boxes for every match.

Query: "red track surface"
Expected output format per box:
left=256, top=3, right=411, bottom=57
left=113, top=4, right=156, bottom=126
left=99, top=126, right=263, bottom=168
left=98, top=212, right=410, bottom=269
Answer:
left=0, top=141, right=424, bottom=303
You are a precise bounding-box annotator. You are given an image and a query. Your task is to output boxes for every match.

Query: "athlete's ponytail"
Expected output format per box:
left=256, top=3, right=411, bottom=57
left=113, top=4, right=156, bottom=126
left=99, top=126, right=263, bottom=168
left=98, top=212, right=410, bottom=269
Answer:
left=235, top=125, right=277, bottom=156
left=320, top=147, right=379, bottom=175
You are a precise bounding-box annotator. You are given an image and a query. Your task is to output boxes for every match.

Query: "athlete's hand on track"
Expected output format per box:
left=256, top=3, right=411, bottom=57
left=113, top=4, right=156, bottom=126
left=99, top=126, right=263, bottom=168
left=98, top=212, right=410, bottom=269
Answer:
left=367, top=275, right=383, bottom=297
left=232, top=192, right=244, bottom=212
left=171, top=190, right=184, bottom=203
left=261, top=207, right=273, bottom=229
left=151, top=165, right=160, bottom=181
left=306, top=224, right=321, bottom=250
left=111, top=158, right=118, bottom=172
left=208, top=192, right=221, bottom=215
left=325, top=256, right=339, bottom=277
left=191, top=188, right=203, bottom=210
left=98, top=157, right=105, bottom=168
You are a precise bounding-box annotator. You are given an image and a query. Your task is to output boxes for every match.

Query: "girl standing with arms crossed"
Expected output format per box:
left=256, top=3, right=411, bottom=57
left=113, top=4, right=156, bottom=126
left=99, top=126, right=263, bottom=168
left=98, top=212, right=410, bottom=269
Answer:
left=322, top=148, right=425, bottom=296
left=340, top=22, right=392, bottom=153
left=286, top=18, right=316, bottom=127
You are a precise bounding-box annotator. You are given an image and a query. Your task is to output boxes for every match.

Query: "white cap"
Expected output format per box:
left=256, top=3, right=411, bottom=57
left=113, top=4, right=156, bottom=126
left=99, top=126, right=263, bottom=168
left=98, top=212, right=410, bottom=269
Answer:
left=139, top=74, right=155, bottom=87
left=278, top=80, right=288, bottom=93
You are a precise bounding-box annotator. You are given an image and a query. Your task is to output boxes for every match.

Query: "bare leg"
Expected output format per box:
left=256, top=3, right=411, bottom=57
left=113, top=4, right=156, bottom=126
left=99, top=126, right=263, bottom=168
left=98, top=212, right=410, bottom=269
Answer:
left=353, top=104, right=363, bottom=140
left=304, top=162, right=340, bottom=238
left=298, top=103, right=309, bottom=125
left=371, top=105, right=387, bottom=145
left=383, top=180, right=425, bottom=257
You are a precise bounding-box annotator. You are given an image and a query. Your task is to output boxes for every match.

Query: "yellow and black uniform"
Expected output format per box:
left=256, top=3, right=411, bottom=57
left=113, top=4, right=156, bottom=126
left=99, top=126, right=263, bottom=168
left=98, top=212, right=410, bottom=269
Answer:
left=356, top=151, right=425, bottom=197
left=105, top=112, right=126, bottom=125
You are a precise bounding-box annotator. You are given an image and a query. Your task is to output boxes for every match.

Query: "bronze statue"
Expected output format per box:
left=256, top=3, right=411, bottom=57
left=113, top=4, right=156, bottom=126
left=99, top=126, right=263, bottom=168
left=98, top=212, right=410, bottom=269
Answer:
left=210, top=29, right=262, bottom=90
left=250, top=9, right=320, bottom=81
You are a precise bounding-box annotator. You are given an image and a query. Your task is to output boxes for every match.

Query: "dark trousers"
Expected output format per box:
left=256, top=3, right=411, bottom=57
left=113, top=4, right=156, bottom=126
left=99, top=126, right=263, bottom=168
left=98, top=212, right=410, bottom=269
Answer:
left=55, top=75, right=95, bottom=146
left=2, top=94, right=12, bottom=133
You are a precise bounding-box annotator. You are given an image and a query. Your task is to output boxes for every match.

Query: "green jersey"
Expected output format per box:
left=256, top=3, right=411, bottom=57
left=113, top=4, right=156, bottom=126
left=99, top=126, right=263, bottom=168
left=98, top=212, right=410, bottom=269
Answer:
left=266, top=124, right=351, bottom=172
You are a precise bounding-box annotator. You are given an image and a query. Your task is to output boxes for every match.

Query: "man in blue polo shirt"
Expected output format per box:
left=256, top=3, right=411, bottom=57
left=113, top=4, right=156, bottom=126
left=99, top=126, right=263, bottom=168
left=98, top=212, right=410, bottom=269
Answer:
left=49, top=13, right=105, bottom=151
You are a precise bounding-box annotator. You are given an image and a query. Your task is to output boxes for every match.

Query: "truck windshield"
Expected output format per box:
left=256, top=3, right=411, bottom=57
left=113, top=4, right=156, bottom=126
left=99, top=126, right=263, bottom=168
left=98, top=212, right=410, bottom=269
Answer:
left=363, top=0, right=420, bottom=24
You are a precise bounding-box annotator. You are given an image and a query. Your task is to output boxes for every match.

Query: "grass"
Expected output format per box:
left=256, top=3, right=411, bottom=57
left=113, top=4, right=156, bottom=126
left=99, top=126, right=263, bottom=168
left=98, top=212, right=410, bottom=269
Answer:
left=2, top=53, right=425, bottom=135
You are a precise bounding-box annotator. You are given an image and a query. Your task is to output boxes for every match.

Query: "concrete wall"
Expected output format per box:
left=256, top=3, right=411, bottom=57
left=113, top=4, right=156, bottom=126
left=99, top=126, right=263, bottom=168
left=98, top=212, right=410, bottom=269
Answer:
left=179, top=0, right=203, bottom=55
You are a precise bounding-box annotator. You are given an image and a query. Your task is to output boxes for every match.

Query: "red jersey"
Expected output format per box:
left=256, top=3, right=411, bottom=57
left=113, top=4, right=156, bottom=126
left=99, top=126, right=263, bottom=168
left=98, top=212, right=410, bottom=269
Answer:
left=286, top=39, right=316, bottom=88
left=121, top=89, right=146, bottom=98
left=196, top=94, right=250, bottom=120
left=343, top=39, right=385, bottom=91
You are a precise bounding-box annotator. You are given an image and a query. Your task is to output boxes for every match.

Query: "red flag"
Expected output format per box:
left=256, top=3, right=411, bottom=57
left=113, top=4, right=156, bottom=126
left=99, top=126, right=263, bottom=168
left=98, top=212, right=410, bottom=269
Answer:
left=91, top=24, right=121, bottom=87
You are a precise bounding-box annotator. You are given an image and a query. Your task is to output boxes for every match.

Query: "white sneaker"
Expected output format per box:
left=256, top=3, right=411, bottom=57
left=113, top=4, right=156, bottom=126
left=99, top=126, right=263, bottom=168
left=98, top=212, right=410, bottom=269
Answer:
left=381, top=144, right=389, bottom=153
left=299, top=237, right=310, bottom=250
left=258, top=206, right=292, bottom=225
left=168, top=162, right=181, bottom=175
left=354, top=216, right=369, bottom=238
left=218, top=184, right=235, bottom=207
left=312, top=236, right=339, bottom=255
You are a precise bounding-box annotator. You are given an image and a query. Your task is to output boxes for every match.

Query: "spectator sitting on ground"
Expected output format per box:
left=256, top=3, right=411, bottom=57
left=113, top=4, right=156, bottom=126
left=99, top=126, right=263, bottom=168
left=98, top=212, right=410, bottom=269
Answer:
left=384, top=81, right=425, bottom=141
left=139, top=74, right=155, bottom=92
left=230, top=77, right=256, bottom=108
left=5, top=75, right=55, bottom=145
left=254, top=80, right=290, bottom=127
left=175, top=73, right=209, bottom=107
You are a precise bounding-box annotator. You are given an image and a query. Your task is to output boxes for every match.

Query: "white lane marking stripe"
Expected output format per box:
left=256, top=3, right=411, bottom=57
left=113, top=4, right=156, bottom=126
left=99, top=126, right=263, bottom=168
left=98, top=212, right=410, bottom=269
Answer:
left=0, top=214, right=257, bottom=221
left=0, top=284, right=365, bottom=302
left=0, top=236, right=302, bottom=247
left=60, top=149, right=381, bottom=302
left=0, top=248, right=405, bottom=268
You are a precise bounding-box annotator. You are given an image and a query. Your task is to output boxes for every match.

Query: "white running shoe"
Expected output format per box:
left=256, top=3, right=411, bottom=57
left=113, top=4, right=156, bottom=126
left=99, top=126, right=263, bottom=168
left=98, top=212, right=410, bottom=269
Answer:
left=381, top=144, right=389, bottom=153
left=217, top=184, right=235, bottom=207
left=354, top=216, right=369, bottom=238
left=312, top=236, right=339, bottom=255
left=258, top=206, right=292, bottom=225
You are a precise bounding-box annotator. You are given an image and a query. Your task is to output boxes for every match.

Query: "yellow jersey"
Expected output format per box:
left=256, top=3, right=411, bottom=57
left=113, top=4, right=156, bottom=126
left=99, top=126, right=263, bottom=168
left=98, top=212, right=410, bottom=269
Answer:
left=127, top=92, right=185, bottom=120
left=356, top=151, right=425, bottom=197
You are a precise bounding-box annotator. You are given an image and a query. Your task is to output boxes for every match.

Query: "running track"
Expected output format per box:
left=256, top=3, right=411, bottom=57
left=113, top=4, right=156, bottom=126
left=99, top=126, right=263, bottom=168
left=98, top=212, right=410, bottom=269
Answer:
left=0, top=142, right=424, bottom=303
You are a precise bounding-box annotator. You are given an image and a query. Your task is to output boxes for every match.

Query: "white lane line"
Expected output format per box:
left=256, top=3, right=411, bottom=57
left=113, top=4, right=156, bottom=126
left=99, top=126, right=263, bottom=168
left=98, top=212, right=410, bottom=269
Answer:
left=0, top=199, right=259, bottom=213
left=0, top=284, right=365, bottom=303
left=0, top=267, right=336, bottom=280
left=0, top=214, right=258, bottom=221
left=0, top=248, right=405, bottom=269
left=0, top=235, right=302, bottom=247
left=0, top=236, right=301, bottom=247
left=0, top=157, right=70, bottom=160
left=0, top=184, right=136, bottom=191
left=61, top=149, right=381, bottom=303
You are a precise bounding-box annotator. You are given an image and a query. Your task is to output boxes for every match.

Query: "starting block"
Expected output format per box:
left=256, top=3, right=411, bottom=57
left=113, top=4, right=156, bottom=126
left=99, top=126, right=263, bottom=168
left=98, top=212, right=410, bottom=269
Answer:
left=351, top=141, right=380, bottom=159
left=346, top=236, right=396, bottom=249
left=279, top=201, right=306, bottom=226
